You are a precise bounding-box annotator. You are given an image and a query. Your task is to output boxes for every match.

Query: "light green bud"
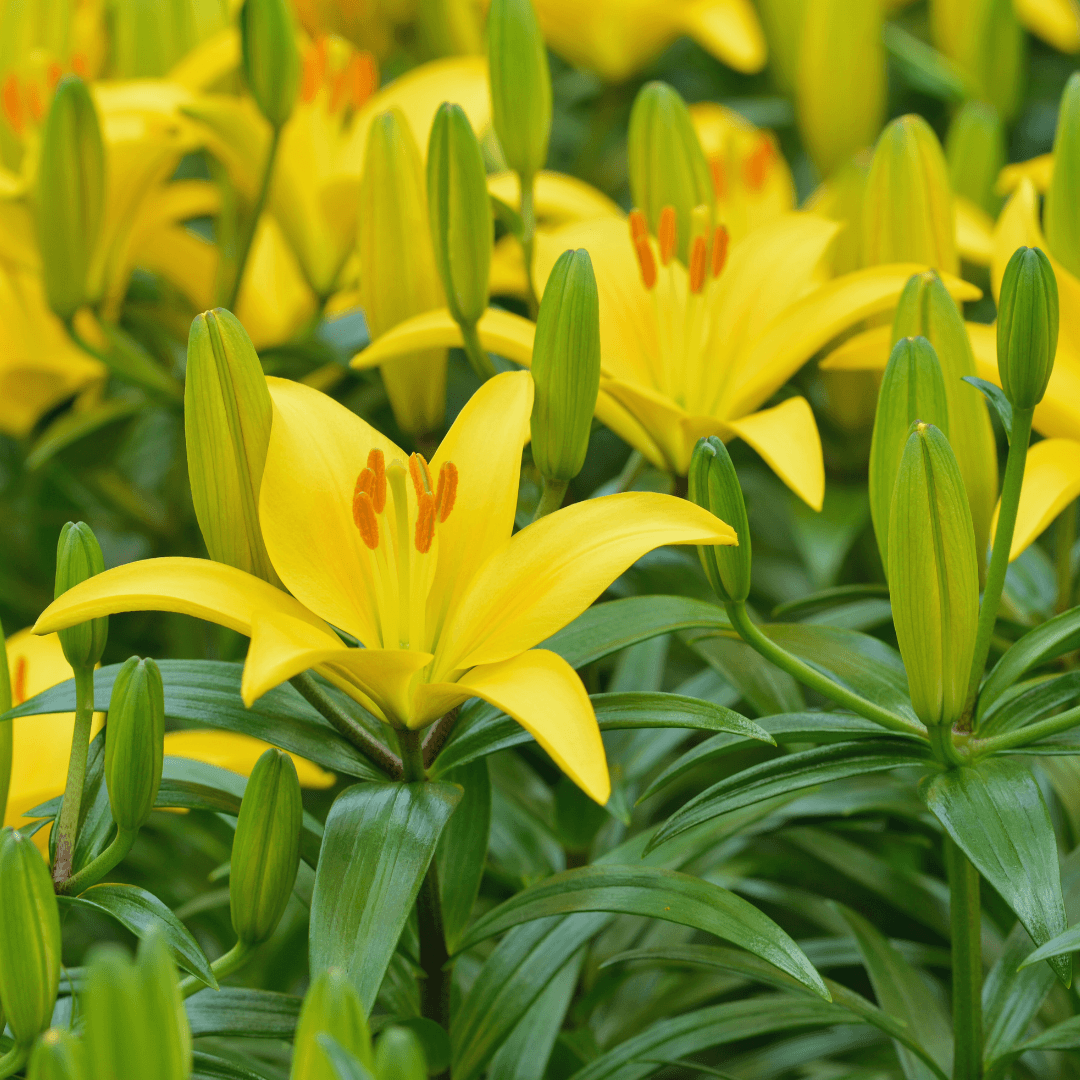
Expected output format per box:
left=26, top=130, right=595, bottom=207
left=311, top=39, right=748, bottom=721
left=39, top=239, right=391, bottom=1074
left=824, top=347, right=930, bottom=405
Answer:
left=863, top=115, right=957, bottom=274
left=996, top=246, right=1058, bottom=411
left=427, top=102, right=493, bottom=328
left=627, top=82, right=714, bottom=264
left=185, top=309, right=282, bottom=586
left=688, top=437, right=751, bottom=603
left=35, top=76, right=104, bottom=322
left=945, top=101, right=1004, bottom=215
left=136, top=933, right=192, bottom=1079
left=868, top=336, right=948, bottom=573
left=374, top=1026, right=427, bottom=1080
left=0, top=829, right=62, bottom=1047
left=240, top=0, right=301, bottom=130
left=54, top=522, right=108, bottom=670
left=889, top=423, right=979, bottom=728
left=111, top=0, right=230, bottom=77
left=27, top=1029, right=86, bottom=1080
left=104, top=657, right=165, bottom=833
left=1044, top=73, right=1080, bottom=279
left=487, top=0, right=551, bottom=186
left=230, top=748, right=302, bottom=947
left=530, top=248, right=600, bottom=482
left=291, top=968, right=373, bottom=1080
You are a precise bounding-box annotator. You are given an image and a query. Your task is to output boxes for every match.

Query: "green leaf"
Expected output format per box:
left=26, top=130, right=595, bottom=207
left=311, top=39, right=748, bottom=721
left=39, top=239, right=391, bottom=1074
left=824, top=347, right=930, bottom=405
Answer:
left=317, top=1034, right=378, bottom=1080
left=95, top=319, right=184, bottom=399
left=453, top=864, right=828, bottom=999
left=490, top=193, right=525, bottom=240
left=772, top=585, right=891, bottom=619
left=185, top=987, right=301, bottom=1038
left=962, top=376, right=1013, bottom=439
left=684, top=633, right=804, bottom=715
left=310, top=782, right=461, bottom=1011
left=882, top=23, right=967, bottom=101
left=192, top=1050, right=278, bottom=1080
left=26, top=397, right=143, bottom=471
left=986, top=1016, right=1080, bottom=1076
left=436, top=759, right=491, bottom=951
left=979, top=671, right=1080, bottom=737
left=921, top=759, right=1070, bottom=983
left=790, top=484, right=871, bottom=590
left=61, top=883, right=217, bottom=989
left=648, top=740, right=933, bottom=851
left=1018, top=921, right=1080, bottom=967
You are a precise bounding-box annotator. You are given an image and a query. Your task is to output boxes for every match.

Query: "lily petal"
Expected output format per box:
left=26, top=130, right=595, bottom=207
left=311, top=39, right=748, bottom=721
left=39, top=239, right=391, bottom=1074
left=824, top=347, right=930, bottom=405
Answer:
left=162, top=730, right=335, bottom=789
left=678, top=0, right=768, bottom=74
left=955, top=197, right=994, bottom=267
left=601, top=377, right=701, bottom=473
left=1000, top=438, right=1080, bottom=561
left=1013, top=0, right=1080, bottom=52
left=997, top=154, right=1053, bottom=196
left=819, top=325, right=893, bottom=371
left=488, top=170, right=622, bottom=224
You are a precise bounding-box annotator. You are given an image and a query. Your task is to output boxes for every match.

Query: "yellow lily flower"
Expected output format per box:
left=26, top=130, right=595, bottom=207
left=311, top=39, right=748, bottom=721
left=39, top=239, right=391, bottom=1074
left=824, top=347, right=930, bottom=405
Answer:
left=529, top=0, right=767, bottom=83
left=34, top=371, right=733, bottom=803
left=4, top=628, right=333, bottom=857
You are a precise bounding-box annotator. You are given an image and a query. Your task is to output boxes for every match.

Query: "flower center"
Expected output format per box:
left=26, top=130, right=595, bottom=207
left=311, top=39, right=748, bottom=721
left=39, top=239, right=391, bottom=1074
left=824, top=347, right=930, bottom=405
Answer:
left=12, top=655, right=26, bottom=706
left=300, top=37, right=378, bottom=114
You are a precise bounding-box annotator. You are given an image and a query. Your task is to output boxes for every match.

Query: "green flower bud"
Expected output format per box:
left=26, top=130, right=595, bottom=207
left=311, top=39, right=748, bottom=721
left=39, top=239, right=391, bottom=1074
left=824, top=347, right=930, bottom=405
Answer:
left=54, top=522, right=108, bottom=671
left=868, top=336, right=949, bottom=573
left=427, top=102, right=493, bottom=329
left=889, top=423, right=979, bottom=727
left=35, top=76, right=104, bottom=322
left=945, top=101, right=1004, bottom=216
left=530, top=249, right=600, bottom=482
left=863, top=115, right=957, bottom=275
left=892, top=270, right=998, bottom=567
left=104, top=657, right=165, bottom=834
left=230, top=748, right=302, bottom=946
left=487, top=0, right=551, bottom=186
left=291, top=968, right=373, bottom=1080
left=240, top=0, right=301, bottom=130
left=996, top=246, right=1058, bottom=411
left=185, top=309, right=282, bottom=586
left=27, top=1029, right=87, bottom=1080
left=374, top=1026, right=427, bottom=1080
left=136, top=933, right=192, bottom=1080
left=627, top=82, right=714, bottom=264
left=0, top=829, right=62, bottom=1047
left=1044, top=73, right=1080, bottom=279
left=688, top=437, right=751, bottom=603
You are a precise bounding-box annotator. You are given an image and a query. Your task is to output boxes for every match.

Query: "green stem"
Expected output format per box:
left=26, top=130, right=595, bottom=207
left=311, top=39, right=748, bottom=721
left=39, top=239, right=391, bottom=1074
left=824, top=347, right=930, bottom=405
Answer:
left=0, top=616, right=11, bottom=823
left=460, top=321, right=497, bottom=381
left=422, top=708, right=460, bottom=770
left=52, top=666, right=96, bottom=889
left=965, top=408, right=1034, bottom=728
left=398, top=728, right=426, bottom=782
left=532, top=477, right=569, bottom=522
left=417, top=860, right=451, bottom=1037
left=725, top=602, right=926, bottom=738
left=290, top=673, right=401, bottom=778
left=971, top=702, right=1080, bottom=757
left=520, top=177, right=539, bottom=319
left=1055, top=500, right=1077, bottom=614
left=929, top=724, right=968, bottom=767
left=946, top=838, right=982, bottom=1080
left=0, top=1042, right=28, bottom=1079
left=226, top=126, right=282, bottom=312
left=180, top=939, right=256, bottom=999
left=59, top=827, right=136, bottom=896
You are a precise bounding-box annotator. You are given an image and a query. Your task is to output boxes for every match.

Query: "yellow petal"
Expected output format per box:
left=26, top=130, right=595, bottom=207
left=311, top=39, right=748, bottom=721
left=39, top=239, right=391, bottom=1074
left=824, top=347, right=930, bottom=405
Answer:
left=168, top=27, right=241, bottom=90
left=454, top=649, right=610, bottom=803
left=1013, top=0, right=1080, bottom=52
left=490, top=235, right=530, bottom=301
left=488, top=170, right=622, bottom=224
left=997, top=154, right=1054, bottom=196
left=999, top=438, right=1080, bottom=560
left=594, top=387, right=670, bottom=470
left=162, top=730, right=335, bottom=789
left=727, top=398, right=825, bottom=511
left=600, top=377, right=701, bottom=474
left=679, top=0, right=768, bottom=73
left=261, top=378, right=404, bottom=646
left=819, top=325, right=893, bottom=371
left=955, top=196, right=994, bottom=267
left=441, top=493, right=735, bottom=673
left=33, top=557, right=332, bottom=640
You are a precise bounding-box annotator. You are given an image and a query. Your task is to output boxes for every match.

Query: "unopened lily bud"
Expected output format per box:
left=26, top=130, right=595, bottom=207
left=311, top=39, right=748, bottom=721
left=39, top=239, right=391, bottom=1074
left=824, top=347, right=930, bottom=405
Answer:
left=863, top=115, right=957, bottom=274
left=487, top=0, right=551, bottom=186
left=892, top=270, right=997, bottom=565
left=869, top=337, right=948, bottom=572
left=374, top=1026, right=427, bottom=1080
left=54, top=522, right=108, bottom=670
left=105, top=657, right=165, bottom=834
left=35, top=76, right=104, bottom=322
left=230, top=748, right=302, bottom=947
left=996, top=246, right=1059, bottom=411
left=796, top=0, right=884, bottom=177
left=945, top=101, right=1004, bottom=215
left=240, top=0, right=301, bottom=130
left=0, top=829, right=62, bottom=1047
left=530, top=249, right=600, bottom=482
left=427, top=102, right=492, bottom=329
left=1044, top=73, right=1080, bottom=279
left=627, top=82, right=714, bottom=263
left=27, top=1029, right=87, bottom=1080
left=688, top=437, right=750, bottom=603
left=185, top=309, right=281, bottom=586
left=291, top=968, right=373, bottom=1080
left=889, top=423, right=979, bottom=727
left=136, top=933, right=192, bottom=1080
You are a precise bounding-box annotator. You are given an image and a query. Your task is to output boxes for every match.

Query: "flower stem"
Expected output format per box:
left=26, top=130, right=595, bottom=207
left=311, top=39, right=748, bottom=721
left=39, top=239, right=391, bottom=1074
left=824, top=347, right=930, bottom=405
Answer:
left=946, top=837, right=982, bottom=1080
left=52, top=665, right=97, bottom=889
left=0, top=618, right=12, bottom=822
left=460, top=321, right=497, bottom=381
left=1055, top=500, right=1077, bottom=613
left=929, top=724, right=968, bottom=767
left=423, top=708, right=460, bottom=769
left=226, top=126, right=282, bottom=312
left=180, top=939, right=256, bottom=999
left=398, top=728, right=426, bottom=782
left=725, top=602, right=926, bottom=738
left=417, top=859, right=451, bottom=1037
left=971, top=702, right=1080, bottom=757
left=59, top=827, right=137, bottom=896
left=532, top=477, right=569, bottom=522
left=965, top=407, right=1034, bottom=728
left=520, top=177, right=539, bottom=319
left=0, top=1042, right=28, bottom=1079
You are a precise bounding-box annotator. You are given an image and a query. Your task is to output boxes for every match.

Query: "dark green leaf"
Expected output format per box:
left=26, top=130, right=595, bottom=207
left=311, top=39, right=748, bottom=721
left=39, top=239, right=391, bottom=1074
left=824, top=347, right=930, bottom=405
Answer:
left=436, top=759, right=491, bottom=952
left=192, top=1050, right=277, bottom=1080
left=979, top=671, right=1080, bottom=737
left=96, top=320, right=184, bottom=399
left=685, top=633, right=804, bottom=715
left=318, top=1034, right=378, bottom=1080
left=982, top=921, right=1056, bottom=1065
left=773, top=585, right=891, bottom=619
left=1018, top=921, right=1080, bottom=967
left=962, top=377, right=1013, bottom=439
left=27, top=398, right=143, bottom=471
left=883, top=23, right=967, bottom=100
left=185, top=988, right=301, bottom=1038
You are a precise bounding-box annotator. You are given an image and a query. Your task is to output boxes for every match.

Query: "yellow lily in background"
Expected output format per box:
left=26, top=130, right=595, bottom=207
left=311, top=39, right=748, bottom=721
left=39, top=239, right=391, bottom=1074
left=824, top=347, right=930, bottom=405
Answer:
left=529, top=0, right=767, bottom=83
left=34, top=372, right=733, bottom=803
left=4, top=628, right=333, bottom=856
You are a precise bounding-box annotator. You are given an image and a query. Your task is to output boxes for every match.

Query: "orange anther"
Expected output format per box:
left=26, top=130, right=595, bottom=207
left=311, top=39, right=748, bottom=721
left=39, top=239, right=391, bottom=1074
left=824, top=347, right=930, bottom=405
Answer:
left=629, top=209, right=648, bottom=245
left=2, top=75, right=22, bottom=135
left=633, top=235, right=657, bottom=290
left=352, top=52, right=378, bottom=108
left=301, top=49, right=322, bottom=103
left=414, top=492, right=436, bottom=554
left=366, top=448, right=386, bottom=512
left=710, top=158, right=726, bottom=200
left=711, top=225, right=729, bottom=278
left=435, top=461, right=458, bottom=522
left=353, top=489, right=379, bottom=549
left=744, top=139, right=773, bottom=192
left=27, top=82, right=42, bottom=123
left=13, top=655, right=26, bottom=706
left=658, top=206, right=677, bottom=266
left=71, top=53, right=88, bottom=78
left=689, top=235, right=707, bottom=294
left=408, top=453, right=432, bottom=500
left=46, top=62, right=62, bottom=89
